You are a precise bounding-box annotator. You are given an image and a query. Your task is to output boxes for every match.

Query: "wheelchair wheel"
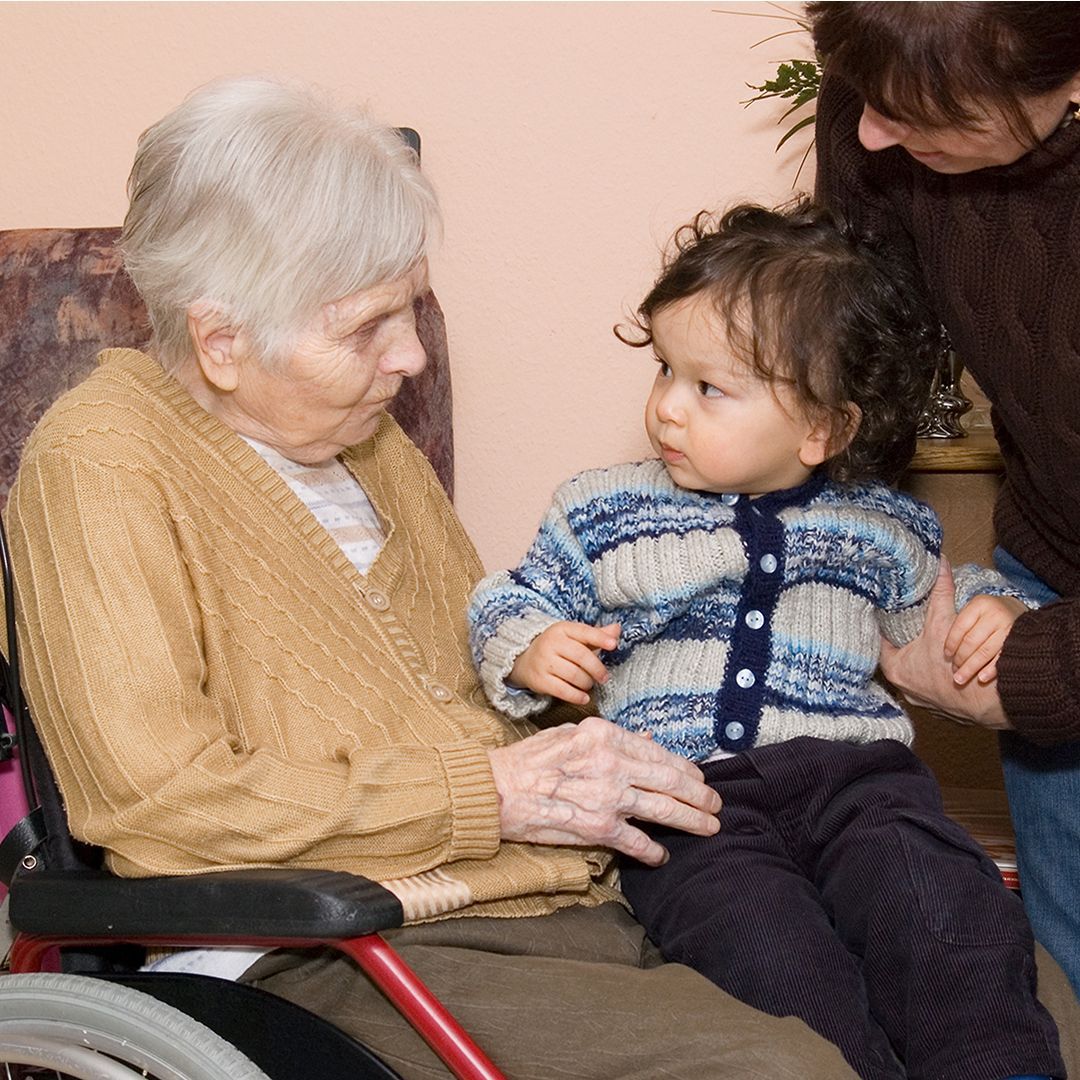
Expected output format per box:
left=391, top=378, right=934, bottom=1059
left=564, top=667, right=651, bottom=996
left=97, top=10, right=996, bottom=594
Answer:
left=0, top=973, right=272, bottom=1079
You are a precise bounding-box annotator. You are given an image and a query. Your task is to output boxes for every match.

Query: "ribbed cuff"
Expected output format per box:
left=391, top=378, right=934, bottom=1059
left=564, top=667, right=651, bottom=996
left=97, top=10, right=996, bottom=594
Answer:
left=952, top=562, right=1040, bottom=610
left=880, top=596, right=931, bottom=647
left=479, top=612, right=557, bottom=719
left=436, top=741, right=503, bottom=862
left=998, top=603, right=1080, bottom=745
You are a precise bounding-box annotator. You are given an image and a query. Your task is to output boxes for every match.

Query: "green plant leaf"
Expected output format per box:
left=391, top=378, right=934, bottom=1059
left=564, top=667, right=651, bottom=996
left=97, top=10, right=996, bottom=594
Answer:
left=727, top=4, right=821, bottom=177
left=776, top=113, right=816, bottom=150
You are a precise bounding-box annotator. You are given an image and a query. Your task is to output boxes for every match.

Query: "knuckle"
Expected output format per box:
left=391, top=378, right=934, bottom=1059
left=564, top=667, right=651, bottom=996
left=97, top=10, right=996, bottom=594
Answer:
left=618, top=827, right=649, bottom=857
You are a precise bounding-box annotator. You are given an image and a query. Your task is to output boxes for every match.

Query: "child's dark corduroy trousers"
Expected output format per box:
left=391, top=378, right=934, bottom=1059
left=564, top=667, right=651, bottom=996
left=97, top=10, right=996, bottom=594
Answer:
left=620, top=736, right=1064, bottom=1080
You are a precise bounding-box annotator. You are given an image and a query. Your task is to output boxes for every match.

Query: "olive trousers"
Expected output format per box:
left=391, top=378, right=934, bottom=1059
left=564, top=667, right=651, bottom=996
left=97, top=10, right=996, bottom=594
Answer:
left=244, top=901, right=858, bottom=1080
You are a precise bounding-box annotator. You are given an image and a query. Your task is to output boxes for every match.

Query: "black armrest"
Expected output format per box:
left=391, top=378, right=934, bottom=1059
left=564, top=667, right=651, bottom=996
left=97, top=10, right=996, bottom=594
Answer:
left=9, top=866, right=404, bottom=938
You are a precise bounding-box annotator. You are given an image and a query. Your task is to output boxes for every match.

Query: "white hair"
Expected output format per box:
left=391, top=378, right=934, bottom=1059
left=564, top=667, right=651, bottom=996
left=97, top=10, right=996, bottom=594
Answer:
left=120, top=75, right=440, bottom=370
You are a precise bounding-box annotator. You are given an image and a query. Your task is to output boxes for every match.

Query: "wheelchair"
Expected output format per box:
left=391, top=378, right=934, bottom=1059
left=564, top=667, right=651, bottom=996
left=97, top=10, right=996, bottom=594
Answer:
left=0, top=472, right=504, bottom=1080
left=0, top=225, right=503, bottom=1080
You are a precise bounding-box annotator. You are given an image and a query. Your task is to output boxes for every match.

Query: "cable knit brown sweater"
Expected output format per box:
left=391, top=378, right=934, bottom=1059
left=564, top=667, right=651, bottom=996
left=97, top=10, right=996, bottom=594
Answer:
left=816, top=77, right=1080, bottom=745
left=5, top=348, right=619, bottom=922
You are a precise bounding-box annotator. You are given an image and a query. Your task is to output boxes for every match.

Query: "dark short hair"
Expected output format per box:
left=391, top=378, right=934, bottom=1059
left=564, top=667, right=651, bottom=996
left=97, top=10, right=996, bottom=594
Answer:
left=807, top=2, right=1080, bottom=141
left=616, top=199, right=938, bottom=484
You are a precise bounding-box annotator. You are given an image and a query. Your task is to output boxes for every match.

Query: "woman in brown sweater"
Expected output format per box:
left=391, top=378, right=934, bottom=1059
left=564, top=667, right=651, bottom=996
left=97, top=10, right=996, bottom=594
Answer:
left=4, top=74, right=859, bottom=1079
left=809, top=1, right=1080, bottom=997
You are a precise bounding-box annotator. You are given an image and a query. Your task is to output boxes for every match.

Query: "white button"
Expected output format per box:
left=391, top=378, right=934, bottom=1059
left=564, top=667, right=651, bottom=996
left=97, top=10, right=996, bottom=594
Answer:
left=724, top=721, right=745, bottom=741
left=745, top=610, right=764, bottom=630
left=427, top=681, right=453, bottom=702
left=735, top=668, right=756, bottom=688
left=759, top=554, right=777, bottom=574
left=721, top=493, right=739, bottom=506
left=365, top=590, right=390, bottom=611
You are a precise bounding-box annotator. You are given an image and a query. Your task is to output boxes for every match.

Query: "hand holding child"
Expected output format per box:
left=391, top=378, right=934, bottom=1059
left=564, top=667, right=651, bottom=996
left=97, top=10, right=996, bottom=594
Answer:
left=945, top=594, right=1028, bottom=687
left=510, top=621, right=622, bottom=706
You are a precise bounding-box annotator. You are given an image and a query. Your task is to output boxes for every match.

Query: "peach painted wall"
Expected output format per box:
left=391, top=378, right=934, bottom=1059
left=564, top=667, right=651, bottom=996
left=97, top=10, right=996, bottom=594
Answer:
left=0, top=1, right=813, bottom=570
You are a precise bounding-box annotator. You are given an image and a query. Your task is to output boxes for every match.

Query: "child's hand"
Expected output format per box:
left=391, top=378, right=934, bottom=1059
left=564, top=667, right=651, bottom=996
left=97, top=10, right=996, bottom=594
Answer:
left=509, top=621, right=622, bottom=706
left=944, top=595, right=1028, bottom=687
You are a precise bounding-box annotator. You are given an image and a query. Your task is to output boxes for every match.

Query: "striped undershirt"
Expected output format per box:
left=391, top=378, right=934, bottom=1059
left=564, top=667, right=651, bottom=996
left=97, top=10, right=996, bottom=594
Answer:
left=241, top=436, right=385, bottom=574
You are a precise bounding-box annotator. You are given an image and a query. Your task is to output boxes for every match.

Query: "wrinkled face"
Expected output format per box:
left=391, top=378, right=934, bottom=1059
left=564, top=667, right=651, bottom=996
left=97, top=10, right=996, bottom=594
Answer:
left=858, top=81, right=1080, bottom=173
left=222, top=263, right=429, bottom=464
left=644, top=294, right=830, bottom=497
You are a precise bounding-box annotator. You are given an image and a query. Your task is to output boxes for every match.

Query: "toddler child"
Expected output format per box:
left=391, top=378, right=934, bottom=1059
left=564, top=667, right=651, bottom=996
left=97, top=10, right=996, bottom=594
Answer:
left=469, top=201, right=1062, bottom=1080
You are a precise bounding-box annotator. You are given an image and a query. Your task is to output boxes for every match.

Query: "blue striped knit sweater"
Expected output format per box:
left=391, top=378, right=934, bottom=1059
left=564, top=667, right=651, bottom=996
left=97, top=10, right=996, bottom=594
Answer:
left=469, top=461, right=1031, bottom=762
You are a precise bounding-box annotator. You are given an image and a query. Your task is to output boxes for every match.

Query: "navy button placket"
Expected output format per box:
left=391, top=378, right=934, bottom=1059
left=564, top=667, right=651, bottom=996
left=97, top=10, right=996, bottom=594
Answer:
left=713, top=493, right=786, bottom=752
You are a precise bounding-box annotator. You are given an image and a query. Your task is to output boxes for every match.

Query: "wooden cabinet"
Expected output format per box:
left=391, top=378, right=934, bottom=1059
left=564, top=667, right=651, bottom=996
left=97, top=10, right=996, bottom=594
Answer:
left=901, top=432, right=1017, bottom=887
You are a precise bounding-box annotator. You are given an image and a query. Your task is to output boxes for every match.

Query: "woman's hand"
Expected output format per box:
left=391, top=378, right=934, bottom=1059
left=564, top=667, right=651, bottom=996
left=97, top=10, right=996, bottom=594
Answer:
left=488, top=715, right=721, bottom=866
left=879, top=560, right=1013, bottom=730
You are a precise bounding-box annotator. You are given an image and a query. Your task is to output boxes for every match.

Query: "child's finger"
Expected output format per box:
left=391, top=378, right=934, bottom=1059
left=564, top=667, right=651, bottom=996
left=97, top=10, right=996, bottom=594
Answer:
left=976, top=657, right=1000, bottom=685
left=530, top=667, right=593, bottom=705
left=949, top=625, right=993, bottom=671
left=559, top=641, right=611, bottom=685
left=549, top=653, right=602, bottom=693
left=944, top=606, right=980, bottom=660
left=952, top=636, right=1002, bottom=685
left=565, top=621, right=622, bottom=652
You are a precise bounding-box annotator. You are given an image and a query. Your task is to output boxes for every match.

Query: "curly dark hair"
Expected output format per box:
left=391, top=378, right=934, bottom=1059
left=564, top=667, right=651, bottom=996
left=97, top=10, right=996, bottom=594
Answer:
left=616, top=198, right=939, bottom=484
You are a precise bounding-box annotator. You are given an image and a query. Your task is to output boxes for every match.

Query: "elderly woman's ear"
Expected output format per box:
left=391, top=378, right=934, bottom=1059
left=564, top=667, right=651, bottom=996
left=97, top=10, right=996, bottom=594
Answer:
left=187, top=301, right=249, bottom=392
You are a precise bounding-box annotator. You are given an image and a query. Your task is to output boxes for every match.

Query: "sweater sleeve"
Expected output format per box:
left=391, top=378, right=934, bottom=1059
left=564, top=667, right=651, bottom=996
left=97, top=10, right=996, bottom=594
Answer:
left=469, top=487, right=602, bottom=719
left=997, top=600, right=1080, bottom=744
left=6, top=450, right=501, bottom=879
left=871, top=492, right=1039, bottom=646
left=952, top=563, right=1041, bottom=611
left=870, top=493, right=942, bottom=646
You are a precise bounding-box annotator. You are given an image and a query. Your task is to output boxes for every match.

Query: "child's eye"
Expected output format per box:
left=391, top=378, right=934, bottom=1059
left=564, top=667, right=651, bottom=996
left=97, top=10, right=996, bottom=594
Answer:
left=654, top=359, right=671, bottom=378
left=699, top=381, right=724, bottom=399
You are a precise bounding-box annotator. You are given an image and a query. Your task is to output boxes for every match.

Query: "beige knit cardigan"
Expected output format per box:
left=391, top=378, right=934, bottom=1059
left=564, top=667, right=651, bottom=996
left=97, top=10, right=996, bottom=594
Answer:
left=6, top=349, right=618, bottom=922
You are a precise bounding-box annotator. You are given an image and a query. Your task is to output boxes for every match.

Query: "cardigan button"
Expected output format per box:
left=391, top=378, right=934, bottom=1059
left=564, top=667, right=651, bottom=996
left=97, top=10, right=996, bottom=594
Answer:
left=759, top=554, right=778, bottom=574
left=735, top=668, right=756, bottom=689
left=724, top=721, right=745, bottom=741
left=745, top=609, right=764, bottom=629
left=720, top=493, right=740, bottom=506
left=365, top=589, right=390, bottom=611
left=427, top=681, right=453, bottom=703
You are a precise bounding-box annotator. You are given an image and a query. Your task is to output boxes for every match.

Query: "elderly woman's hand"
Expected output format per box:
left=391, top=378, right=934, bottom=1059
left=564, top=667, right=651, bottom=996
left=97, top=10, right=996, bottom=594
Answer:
left=879, top=560, right=1013, bottom=731
left=488, top=715, right=722, bottom=866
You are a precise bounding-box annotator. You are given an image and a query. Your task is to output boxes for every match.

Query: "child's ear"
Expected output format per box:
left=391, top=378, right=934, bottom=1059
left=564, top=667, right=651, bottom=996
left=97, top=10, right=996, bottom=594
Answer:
left=799, top=403, right=862, bottom=468
left=187, top=302, right=248, bottom=392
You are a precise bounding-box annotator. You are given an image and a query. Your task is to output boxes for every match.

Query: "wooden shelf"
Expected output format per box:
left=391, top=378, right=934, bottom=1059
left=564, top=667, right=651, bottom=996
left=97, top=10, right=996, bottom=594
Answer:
left=909, top=431, right=1003, bottom=474
left=940, top=786, right=1018, bottom=890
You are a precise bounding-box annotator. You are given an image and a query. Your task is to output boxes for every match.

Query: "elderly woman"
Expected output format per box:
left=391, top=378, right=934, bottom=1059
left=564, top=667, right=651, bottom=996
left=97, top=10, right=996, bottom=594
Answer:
left=3, top=77, right=857, bottom=1079
left=809, top=1, right=1080, bottom=996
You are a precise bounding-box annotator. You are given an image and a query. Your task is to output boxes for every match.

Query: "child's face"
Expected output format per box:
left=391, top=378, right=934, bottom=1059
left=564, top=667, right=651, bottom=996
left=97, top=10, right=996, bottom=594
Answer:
left=644, top=294, right=832, bottom=496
